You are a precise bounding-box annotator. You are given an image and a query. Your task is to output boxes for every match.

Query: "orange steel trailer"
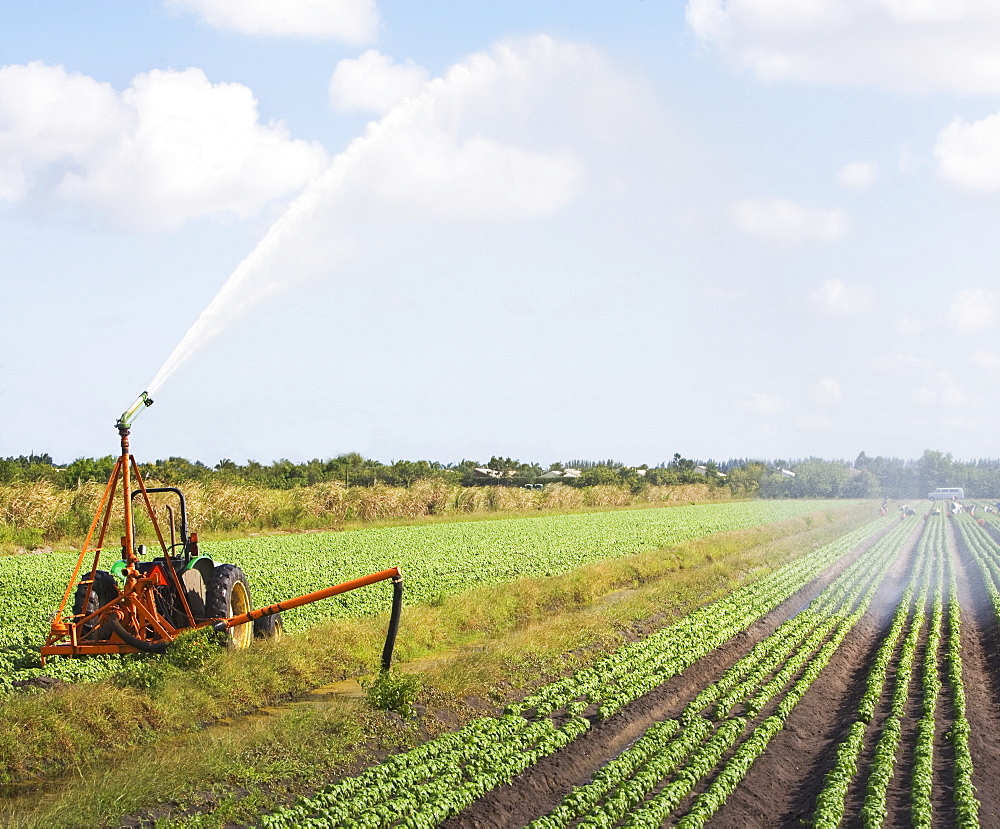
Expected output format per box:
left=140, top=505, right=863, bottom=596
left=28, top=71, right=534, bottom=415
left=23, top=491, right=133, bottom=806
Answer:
left=41, top=393, right=404, bottom=669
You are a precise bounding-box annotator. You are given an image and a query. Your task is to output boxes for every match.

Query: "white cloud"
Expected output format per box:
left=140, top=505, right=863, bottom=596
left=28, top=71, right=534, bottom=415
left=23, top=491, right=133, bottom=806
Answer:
left=949, top=288, right=998, bottom=332
left=838, top=160, right=879, bottom=189
left=808, top=377, right=842, bottom=406
left=814, top=278, right=875, bottom=316
left=166, top=0, right=378, bottom=43
left=335, top=130, right=579, bottom=222
left=732, top=198, right=849, bottom=244
left=686, top=0, right=1000, bottom=94
left=738, top=392, right=788, bottom=414
left=935, top=112, right=1000, bottom=190
left=329, top=50, right=430, bottom=114
left=0, top=62, right=328, bottom=232
left=317, top=36, right=623, bottom=223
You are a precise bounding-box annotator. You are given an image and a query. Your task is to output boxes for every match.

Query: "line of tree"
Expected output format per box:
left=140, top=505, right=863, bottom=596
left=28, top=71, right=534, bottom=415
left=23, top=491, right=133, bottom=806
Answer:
left=0, top=452, right=721, bottom=493
left=2, top=449, right=997, bottom=499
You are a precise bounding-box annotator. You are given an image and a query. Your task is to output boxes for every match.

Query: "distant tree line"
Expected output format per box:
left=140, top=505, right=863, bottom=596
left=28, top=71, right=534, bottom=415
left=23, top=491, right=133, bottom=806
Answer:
left=721, top=450, right=1000, bottom=500
left=2, top=448, right=997, bottom=499
left=0, top=452, right=721, bottom=493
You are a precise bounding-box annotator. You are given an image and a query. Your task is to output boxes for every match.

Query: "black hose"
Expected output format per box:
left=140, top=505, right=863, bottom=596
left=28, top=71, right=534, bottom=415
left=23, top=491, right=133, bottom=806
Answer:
left=380, top=576, right=404, bottom=672
left=108, top=616, right=169, bottom=654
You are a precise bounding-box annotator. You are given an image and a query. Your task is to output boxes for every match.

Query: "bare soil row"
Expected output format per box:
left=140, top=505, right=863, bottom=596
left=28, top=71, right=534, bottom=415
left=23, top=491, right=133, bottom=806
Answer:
left=446, top=516, right=1000, bottom=827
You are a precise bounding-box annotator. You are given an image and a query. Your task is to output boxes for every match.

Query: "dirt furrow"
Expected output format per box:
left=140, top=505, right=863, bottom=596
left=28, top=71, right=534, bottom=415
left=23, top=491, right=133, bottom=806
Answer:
left=949, top=519, right=1000, bottom=825
left=444, top=520, right=895, bottom=828
left=711, top=520, right=919, bottom=829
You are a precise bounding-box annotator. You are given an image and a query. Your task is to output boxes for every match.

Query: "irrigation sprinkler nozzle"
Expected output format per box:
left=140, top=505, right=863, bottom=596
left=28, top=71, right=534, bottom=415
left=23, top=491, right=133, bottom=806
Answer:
left=116, top=391, right=154, bottom=431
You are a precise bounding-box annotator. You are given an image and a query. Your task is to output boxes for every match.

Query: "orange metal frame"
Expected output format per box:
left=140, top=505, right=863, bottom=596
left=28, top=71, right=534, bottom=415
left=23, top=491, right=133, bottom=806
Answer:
left=41, top=425, right=191, bottom=659
left=41, top=425, right=405, bottom=663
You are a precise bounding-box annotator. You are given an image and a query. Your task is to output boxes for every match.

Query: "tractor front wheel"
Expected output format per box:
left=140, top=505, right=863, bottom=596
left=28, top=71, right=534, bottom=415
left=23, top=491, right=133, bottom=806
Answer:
left=205, top=564, right=253, bottom=649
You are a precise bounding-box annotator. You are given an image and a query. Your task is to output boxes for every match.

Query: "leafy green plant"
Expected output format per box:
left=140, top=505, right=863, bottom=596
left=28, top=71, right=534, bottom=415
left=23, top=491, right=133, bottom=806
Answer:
left=112, top=657, right=173, bottom=694
left=164, top=626, right=225, bottom=669
left=362, top=670, right=422, bottom=718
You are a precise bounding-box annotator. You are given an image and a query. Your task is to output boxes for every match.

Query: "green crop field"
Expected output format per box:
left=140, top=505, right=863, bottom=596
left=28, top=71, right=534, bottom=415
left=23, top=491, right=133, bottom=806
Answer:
left=259, top=509, right=989, bottom=828
left=0, top=500, right=839, bottom=687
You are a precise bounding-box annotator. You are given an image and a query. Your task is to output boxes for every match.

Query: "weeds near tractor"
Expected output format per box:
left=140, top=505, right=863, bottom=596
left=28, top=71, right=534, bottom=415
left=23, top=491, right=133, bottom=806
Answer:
left=363, top=670, right=422, bottom=718
left=111, top=628, right=226, bottom=694
left=112, top=657, right=170, bottom=694
left=164, top=627, right=227, bottom=669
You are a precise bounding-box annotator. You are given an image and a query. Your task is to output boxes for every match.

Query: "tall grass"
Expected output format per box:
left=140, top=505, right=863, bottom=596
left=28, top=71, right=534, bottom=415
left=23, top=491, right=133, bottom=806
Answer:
left=0, top=481, right=727, bottom=552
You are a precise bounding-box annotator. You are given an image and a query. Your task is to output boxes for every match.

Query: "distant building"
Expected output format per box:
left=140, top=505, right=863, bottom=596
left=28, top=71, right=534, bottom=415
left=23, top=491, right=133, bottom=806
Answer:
left=539, top=468, right=582, bottom=480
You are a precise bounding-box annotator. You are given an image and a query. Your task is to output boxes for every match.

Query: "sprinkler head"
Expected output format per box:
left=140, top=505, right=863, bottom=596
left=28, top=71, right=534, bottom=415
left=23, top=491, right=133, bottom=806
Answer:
left=116, top=391, right=154, bottom=431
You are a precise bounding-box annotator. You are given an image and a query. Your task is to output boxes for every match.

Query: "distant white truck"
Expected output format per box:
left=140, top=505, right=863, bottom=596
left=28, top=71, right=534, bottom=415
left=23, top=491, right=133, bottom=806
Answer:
left=928, top=487, right=964, bottom=500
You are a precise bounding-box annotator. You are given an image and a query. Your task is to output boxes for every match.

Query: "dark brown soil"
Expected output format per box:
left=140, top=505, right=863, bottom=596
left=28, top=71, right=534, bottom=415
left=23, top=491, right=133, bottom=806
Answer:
left=949, top=519, right=1000, bottom=827
left=443, top=521, right=890, bottom=828
left=447, top=515, right=1000, bottom=828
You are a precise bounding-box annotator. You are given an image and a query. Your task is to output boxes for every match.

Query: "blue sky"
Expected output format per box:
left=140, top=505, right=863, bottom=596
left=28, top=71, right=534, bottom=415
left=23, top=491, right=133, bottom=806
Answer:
left=4, top=0, right=1000, bottom=467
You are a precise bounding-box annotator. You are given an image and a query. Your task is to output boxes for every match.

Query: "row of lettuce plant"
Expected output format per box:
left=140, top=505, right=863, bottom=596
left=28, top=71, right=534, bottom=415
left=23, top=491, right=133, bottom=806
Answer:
left=511, top=514, right=897, bottom=722
left=902, top=513, right=979, bottom=827
left=857, top=518, right=935, bottom=828
left=260, top=515, right=895, bottom=828
left=954, top=513, right=1000, bottom=626
left=663, top=517, right=912, bottom=828
left=528, top=514, right=913, bottom=829
left=910, top=521, right=944, bottom=828
left=260, top=714, right=588, bottom=829
left=945, top=521, right=980, bottom=827
left=810, top=561, right=918, bottom=828
left=703, top=530, right=905, bottom=724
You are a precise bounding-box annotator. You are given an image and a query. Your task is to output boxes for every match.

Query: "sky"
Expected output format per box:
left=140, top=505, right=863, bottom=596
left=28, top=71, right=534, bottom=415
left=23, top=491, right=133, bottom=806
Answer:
left=4, top=0, right=1000, bottom=468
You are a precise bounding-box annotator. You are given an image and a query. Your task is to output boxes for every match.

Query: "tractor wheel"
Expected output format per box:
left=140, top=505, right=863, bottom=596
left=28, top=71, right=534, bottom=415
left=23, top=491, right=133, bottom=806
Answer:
left=205, top=564, right=253, bottom=649
left=253, top=611, right=284, bottom=639
left=72, top=571, right=117, bottom=636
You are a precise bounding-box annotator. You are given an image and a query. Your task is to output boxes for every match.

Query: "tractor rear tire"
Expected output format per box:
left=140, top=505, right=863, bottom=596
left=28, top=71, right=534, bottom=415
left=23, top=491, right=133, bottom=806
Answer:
left=253, top=611, right=284, bottom=639
left=205, top=564, right=253, bottom=649
left=72, top=571, right=117, bottom=636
